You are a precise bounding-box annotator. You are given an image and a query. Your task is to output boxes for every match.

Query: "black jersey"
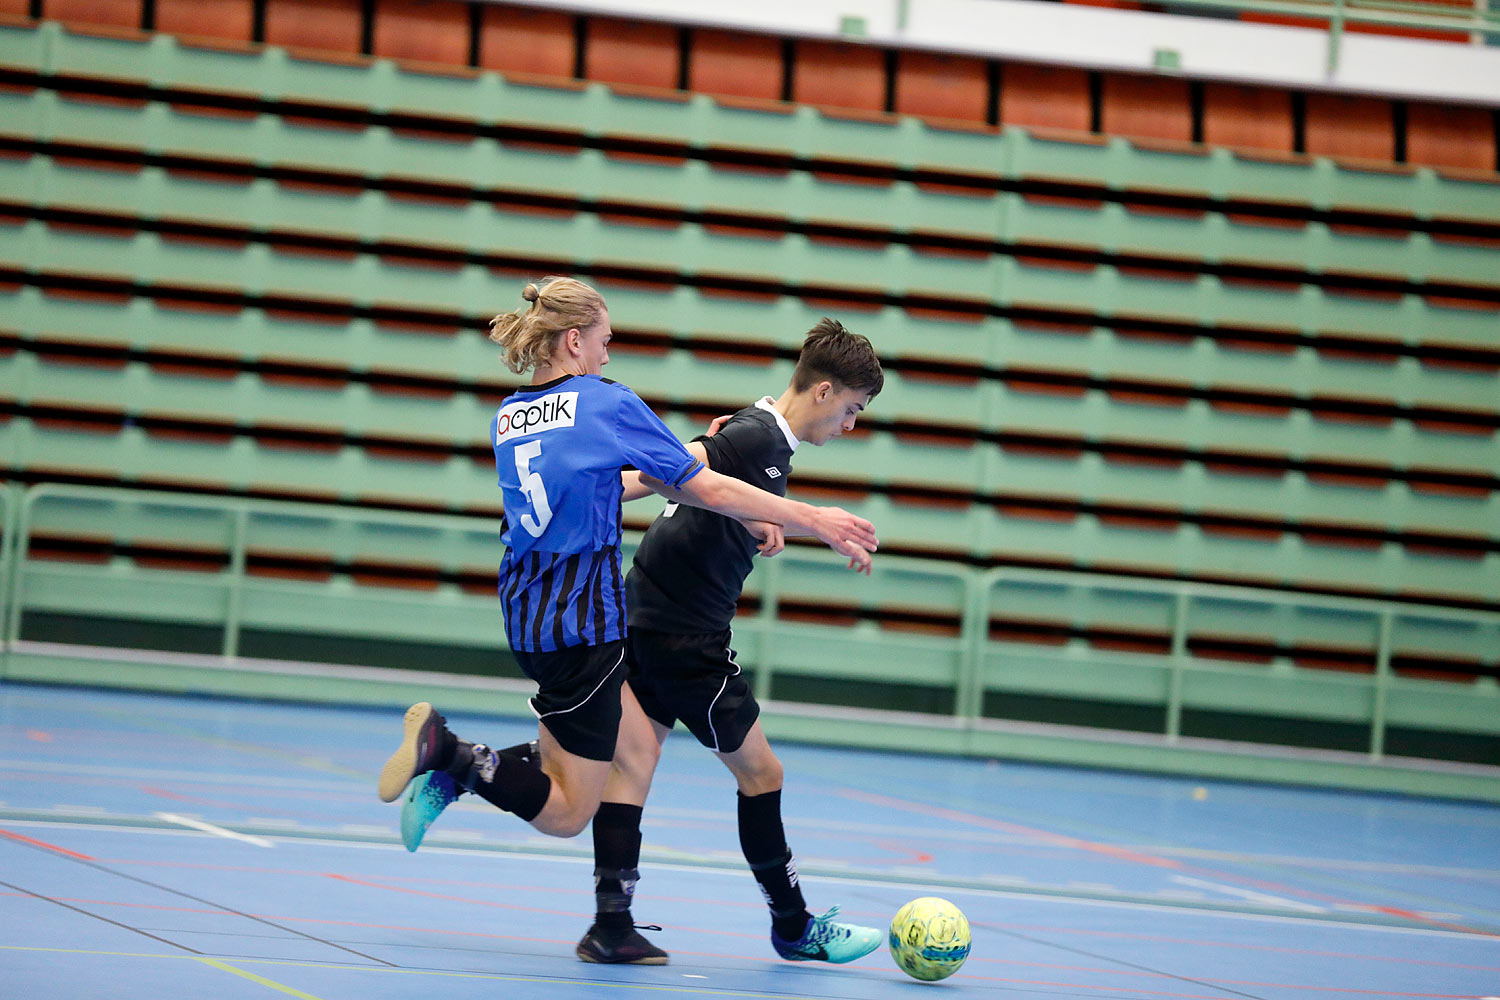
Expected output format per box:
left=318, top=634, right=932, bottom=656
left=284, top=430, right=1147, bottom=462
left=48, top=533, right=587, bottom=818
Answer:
left=627, top=398, right=798, bottom=634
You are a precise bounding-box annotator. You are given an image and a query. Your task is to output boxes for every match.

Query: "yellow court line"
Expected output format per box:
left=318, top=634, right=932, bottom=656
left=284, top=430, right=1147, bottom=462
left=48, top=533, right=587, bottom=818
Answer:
left=195, top=957, right=329, bottom=1000
left=0, top=945, right=176, bottom=960
left=0, top=945, right=798, bottom=998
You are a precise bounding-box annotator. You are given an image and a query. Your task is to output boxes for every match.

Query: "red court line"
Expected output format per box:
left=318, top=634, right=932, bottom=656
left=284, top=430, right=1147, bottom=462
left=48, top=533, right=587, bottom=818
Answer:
left=0, top=827, right=95, bottom=860
left=322, top=872, right=586, bottom=919
left=322, top=873, right=812, bottom=943
left=98, top=857, right=1500, bottom=969
left=2, top=889, right=1489, bottom=994
left=987, top=921, right=1500, bottom=972
left=957, top=972, right=1487, bottom=999
left=105, top=861, right=775, bottom=909
left=961, top=956, right=1497, bottom=997
left=838, top=788, right=1185, bottom=869
left=838, top=788, right=1497, bottom=937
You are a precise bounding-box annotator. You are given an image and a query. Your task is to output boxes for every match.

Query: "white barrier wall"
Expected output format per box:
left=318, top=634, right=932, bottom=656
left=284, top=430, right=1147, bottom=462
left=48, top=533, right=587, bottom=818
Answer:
left=494, top=0, right=1500, bottom=106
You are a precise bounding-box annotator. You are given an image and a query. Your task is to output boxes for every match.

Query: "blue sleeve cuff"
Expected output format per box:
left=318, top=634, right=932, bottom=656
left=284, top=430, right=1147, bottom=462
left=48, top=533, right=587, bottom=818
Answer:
left=670, top=459, right=705, bottom=489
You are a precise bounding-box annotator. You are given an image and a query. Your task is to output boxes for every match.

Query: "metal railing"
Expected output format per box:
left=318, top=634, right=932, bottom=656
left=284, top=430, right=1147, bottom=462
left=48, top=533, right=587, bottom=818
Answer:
left=1153, top=0, right=1500, bottom=73
left=3, top=483, right=1497, bottom=761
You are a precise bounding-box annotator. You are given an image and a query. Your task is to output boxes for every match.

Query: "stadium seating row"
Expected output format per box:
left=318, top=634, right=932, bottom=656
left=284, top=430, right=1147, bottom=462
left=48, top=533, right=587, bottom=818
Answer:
left=1, top=18, right=1496, bottom=225
left=5, top=143, right=1498, bottom=360
left=6, top=111, right=1498, bottom=296
left=5, top=262, right=1497, bottom=484
left=8, top=336, right=1496, bottom=532
left=8, top=0, right=1496, bottom=171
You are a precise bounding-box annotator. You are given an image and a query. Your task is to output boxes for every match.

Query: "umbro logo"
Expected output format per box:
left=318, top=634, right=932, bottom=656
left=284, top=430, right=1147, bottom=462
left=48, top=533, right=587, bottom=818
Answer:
left=765, top=467, right=782, bottom=478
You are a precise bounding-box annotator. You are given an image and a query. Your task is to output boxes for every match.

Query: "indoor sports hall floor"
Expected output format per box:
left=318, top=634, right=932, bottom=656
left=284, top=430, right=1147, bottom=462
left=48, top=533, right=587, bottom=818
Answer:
left=2, top=683, right=1497, bottom=1000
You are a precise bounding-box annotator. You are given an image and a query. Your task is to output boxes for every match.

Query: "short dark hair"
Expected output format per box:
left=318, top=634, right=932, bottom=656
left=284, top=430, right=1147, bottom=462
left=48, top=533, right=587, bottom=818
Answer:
left=790, top=318, right=884, bottom=398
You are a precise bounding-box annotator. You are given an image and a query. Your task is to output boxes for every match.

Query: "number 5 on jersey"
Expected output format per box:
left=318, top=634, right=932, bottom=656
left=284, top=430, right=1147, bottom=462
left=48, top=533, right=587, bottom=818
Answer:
left=513, top=440, right=553, bottom=536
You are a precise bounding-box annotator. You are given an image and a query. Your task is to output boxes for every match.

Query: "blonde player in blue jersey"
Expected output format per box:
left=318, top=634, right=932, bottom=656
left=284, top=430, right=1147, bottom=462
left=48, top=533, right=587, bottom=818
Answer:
left=376, top=278, right=877, bottom=896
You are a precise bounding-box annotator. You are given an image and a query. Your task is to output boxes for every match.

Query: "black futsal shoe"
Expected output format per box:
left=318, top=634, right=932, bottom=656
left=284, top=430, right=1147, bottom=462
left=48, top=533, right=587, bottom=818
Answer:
left=576, top=922, right=670, bottom=965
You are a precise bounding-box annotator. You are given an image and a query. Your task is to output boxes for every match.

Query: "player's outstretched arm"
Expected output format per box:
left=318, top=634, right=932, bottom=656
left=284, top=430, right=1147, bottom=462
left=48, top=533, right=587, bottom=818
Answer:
left=621, top=439, right=709, bottom=502
left=622, top=441, right=784, bottom=556
left=642, top=467, right=877, bottom=573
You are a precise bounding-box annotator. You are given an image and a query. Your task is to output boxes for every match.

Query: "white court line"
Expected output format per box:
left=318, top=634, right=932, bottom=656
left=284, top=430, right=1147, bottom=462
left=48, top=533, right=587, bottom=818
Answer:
left=1, top=759, right=352, bottom=792
left=153, top=812, right=274, bottom=848
left=1171, top=875, right=1326, bottom=913
left=5, top=815, right=1496, bottom=941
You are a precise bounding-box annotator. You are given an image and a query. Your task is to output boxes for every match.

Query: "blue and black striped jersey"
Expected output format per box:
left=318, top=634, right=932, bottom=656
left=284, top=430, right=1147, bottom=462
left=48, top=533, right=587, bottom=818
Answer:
left=491, top=374, right=703, bottom=652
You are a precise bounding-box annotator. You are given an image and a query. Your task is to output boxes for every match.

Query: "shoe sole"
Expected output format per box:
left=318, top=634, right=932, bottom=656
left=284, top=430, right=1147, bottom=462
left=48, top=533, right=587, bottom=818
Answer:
left=575, top=945, right=669, bottom=966
left=378, top=702, right=434, bottom=802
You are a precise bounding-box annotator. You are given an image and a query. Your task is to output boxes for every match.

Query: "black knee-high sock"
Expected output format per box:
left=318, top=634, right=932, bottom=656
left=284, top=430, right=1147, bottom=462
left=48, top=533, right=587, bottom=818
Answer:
left=592, top=801, right=643, bottom=930
left=443, top=741, right=550, bottom=822
left=498, top=739, right=541, bottom=768
left=738, top=789, right=810, bottom=941
left=441, top=740, right=539, bottom=800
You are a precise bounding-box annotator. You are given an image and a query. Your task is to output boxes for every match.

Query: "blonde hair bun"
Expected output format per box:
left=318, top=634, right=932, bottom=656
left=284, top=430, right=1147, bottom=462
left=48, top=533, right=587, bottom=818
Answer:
left=489, top=277, right=605, bottom=375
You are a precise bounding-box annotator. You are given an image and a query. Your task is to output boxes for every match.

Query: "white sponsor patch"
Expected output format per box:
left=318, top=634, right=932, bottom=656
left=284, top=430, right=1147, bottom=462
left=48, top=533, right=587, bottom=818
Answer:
left=495, top=392, right=578, bottom=444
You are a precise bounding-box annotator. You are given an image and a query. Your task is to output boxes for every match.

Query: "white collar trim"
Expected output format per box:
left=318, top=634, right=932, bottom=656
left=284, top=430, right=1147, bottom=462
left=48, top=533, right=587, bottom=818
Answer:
left=754, top=396, right=799, bottom=451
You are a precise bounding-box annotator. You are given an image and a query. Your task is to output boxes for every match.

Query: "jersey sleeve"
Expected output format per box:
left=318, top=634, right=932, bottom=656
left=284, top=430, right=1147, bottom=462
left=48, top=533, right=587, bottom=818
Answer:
left=613, top=387, right=704, bottom=488
left=696, top=413, right=762, bottom=478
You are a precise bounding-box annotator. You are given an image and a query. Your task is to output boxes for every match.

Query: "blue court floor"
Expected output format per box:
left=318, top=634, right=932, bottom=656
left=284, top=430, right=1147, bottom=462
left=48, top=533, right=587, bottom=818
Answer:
left=2, top=682, right=1498, bottom=999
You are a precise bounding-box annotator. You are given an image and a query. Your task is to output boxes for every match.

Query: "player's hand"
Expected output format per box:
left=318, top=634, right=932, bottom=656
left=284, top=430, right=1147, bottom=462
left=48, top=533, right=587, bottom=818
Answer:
left=812, top=507, right=877, bottom=575
left=740, top=519, right=785, bottom=557
left=704, top=413, right=734, bottom=437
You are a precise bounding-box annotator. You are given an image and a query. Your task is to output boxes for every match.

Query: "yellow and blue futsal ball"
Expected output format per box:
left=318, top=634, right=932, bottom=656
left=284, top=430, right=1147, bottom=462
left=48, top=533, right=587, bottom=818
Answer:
left=889, top=896, right=971, bottom=981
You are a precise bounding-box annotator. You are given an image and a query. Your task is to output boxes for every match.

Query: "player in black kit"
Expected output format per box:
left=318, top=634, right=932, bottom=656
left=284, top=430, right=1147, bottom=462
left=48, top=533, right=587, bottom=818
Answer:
left=576, top=319, right=886, bottom=966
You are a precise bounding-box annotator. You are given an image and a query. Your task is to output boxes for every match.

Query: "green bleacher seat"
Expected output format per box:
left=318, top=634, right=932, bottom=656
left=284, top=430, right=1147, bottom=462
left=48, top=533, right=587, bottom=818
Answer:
left=785, top=430, right=989, bottom=493
left=602, top=347, right=788, bottom=408
left=0, top=285, right=494, bottom=380
left=9, top=221, right=500, bottom=314
left=9, top=17, right=1500, bottom=234
left=10, top=89, right=1499, bottom=361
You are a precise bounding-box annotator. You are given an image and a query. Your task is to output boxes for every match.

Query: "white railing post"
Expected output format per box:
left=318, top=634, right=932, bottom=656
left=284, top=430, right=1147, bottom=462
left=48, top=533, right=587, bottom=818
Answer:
left=1166, top=591, right=1191, bottom=742
left=222, top=507, right=250, bottom=659
left=1370, top=610, right=1393, bottom=760
left=752, top=557, right=781, bottom=703
left=955, top=569, right=991, bottom=724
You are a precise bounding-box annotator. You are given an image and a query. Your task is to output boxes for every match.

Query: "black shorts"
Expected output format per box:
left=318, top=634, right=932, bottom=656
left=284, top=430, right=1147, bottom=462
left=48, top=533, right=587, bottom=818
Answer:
left=626, top=627, right=760, bottom=754
left=513, top=639, right=626, bottom=762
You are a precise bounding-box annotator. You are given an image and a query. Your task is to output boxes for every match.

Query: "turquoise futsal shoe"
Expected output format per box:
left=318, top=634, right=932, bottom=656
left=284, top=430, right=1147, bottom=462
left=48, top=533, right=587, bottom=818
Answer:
left=400, top=769, right=457, bottom=852
left=770, top=905, right=881, bottom=963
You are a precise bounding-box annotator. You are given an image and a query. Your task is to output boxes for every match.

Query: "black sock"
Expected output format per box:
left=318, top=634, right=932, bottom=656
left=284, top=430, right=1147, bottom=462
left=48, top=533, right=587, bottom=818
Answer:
left=593, top=801, right=644, bottom=930
left=738, top=789, right=810, bottom=940
left=444, top=741, right=550, bottom=822
left=498, top=739, right=541, bottom=768
left=435, top=741, right=534, bottom=800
